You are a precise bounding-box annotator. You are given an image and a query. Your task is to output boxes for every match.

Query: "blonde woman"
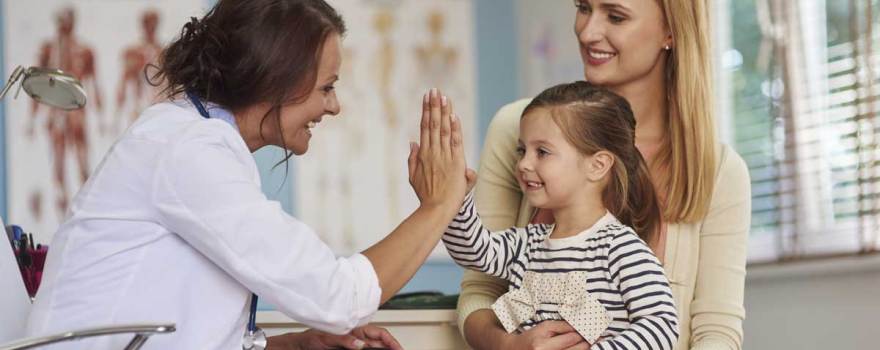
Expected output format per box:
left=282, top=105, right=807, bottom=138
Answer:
left=458, top=1, right=751, bottom=349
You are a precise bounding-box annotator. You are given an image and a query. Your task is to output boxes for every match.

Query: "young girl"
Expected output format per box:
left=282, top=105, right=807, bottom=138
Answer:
left=444, top=81, right=678, bottom=349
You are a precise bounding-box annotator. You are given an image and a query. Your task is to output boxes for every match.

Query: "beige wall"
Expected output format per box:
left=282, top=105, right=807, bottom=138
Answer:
left=743, top=255, right=880, bottom=349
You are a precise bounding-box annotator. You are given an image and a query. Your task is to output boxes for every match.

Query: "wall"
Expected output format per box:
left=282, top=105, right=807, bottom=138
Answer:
left=743, top=255, right=880, bottom=349
left=0, top=3, right=6, bottom=222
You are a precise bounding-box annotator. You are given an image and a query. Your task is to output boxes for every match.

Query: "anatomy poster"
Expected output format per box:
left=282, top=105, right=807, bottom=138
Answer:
left=296, top=0, right=477, bottom=259
left=4, top=1, right=206, bottom=242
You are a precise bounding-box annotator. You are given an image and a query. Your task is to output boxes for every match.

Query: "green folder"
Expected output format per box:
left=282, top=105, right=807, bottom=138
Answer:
left=380, top=291, right=459, bottom=310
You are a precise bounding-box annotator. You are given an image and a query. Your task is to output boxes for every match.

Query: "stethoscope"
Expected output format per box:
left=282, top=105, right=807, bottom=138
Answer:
left=187, top=91, right=267, bottom=350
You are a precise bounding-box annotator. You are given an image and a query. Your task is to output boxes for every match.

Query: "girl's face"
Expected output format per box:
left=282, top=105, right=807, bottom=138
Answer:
left=265, top=33, right=342, bottom=155
left=574, top=0, right=671, bottom=88
left=517, top=110, right=596, bottom=210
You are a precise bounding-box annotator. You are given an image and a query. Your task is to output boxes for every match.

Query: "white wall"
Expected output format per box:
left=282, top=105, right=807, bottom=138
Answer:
left=743, top=255, right=880, bottom=349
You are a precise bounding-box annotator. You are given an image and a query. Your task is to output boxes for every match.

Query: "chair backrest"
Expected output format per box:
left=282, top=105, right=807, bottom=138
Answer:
left=0, top=217, right=32, bottom=344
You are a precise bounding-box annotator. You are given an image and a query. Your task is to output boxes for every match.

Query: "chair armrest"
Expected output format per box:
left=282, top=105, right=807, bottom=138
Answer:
left=0, top=323, right=175, bottom=350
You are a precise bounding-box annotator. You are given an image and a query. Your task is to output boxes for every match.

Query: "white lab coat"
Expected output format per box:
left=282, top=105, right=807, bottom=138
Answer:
left=25, top=101, right=381, bottom=349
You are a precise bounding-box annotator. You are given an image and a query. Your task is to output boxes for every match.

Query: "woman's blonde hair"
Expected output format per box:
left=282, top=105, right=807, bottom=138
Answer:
left=658, top=0, right=717, bottom=222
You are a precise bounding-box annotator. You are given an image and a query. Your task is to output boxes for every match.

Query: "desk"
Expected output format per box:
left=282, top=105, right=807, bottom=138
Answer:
left=257, top=309, right=470, bottom=350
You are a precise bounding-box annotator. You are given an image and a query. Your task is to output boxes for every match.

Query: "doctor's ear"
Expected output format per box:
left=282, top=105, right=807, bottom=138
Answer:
left=585, top=151, right=614, bottom=182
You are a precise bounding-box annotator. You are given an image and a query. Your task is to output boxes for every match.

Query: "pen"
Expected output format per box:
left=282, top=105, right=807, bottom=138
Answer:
left=5, top=225, right=14, bottom=248
left=12, top=225, right=22, bottom=241
left=20, top=234, right=31, bottom=268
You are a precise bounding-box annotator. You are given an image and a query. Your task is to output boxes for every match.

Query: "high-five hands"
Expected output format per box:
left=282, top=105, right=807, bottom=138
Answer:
left=361, top=88, right=477, bottom=304
left=407, top=88, right=475, bottom=208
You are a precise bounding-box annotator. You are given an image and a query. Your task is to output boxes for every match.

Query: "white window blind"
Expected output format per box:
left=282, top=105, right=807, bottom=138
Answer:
left=723, top=0, right=879, bottom=262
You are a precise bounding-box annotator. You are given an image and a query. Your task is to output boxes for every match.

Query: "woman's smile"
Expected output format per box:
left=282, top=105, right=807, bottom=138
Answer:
left=584, top=47, right=617, bottom=66
left=305, top=118, right=321, bottom=136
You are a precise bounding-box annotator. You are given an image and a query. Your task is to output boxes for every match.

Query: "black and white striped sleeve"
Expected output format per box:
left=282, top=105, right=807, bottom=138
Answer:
left=442, top=192, right=526, bottom=282
left=592, top=230, right=679, bottom=350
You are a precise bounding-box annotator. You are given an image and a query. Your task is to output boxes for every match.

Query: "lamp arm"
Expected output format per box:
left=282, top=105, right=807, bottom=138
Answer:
left=0, top=66, right=24, bottom=100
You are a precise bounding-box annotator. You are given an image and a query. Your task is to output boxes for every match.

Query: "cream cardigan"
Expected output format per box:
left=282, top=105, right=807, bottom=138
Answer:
left=456, top=99, right=751, bottom=350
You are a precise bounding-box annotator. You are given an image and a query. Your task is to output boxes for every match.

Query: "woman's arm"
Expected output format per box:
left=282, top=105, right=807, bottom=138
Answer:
left=268, top=325, right=402, bottom=350
left=689, top=146, right=751, bottom=350
left=462, top=312, right=589, bottom=350
left=154, top=90, right=466, bottom=335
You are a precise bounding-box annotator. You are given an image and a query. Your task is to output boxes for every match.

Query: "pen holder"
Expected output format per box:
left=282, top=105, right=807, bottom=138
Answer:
left=14, top=245, right=48, bottom=298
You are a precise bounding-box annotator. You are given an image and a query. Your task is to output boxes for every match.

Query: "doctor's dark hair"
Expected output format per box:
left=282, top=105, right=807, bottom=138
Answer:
left=148, top=0, right=345, bottom=163
left=523, top=81, right=661, bottom=243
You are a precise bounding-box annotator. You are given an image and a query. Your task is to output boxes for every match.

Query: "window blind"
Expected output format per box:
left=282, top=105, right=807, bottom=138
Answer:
left=726, top=0, right=879, bottom=262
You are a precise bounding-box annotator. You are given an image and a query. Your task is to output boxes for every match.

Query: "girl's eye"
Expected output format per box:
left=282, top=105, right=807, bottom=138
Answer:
left=609, top=14, right=625, bottom=24
left=515, top=146, right=526, bottom=156
left=322, top=85, right=335, bottom=93
left=537, top=148, right=550, bottom=157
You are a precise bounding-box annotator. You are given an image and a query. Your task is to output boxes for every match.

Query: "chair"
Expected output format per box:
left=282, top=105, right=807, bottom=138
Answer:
left=0, top=217, right=175, bottom=349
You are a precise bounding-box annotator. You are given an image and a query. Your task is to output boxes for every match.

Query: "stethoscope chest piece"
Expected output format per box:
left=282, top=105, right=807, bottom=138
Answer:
left=242, top=328, right=267, bottom=350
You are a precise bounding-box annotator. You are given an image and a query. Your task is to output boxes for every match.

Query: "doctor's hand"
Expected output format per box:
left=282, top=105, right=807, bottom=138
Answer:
left=408, top=88, right=472, bottom=209
left=267, top=325, right=403, bottom=350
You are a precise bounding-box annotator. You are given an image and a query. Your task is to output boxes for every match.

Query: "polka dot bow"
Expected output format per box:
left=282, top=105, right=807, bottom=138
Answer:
left=491, top=271, right=612, bottom=343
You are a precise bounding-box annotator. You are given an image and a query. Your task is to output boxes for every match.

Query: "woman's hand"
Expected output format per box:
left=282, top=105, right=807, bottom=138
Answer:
left=469, top=319, right=589, bottom=350
left=267, top=325, right=403, bottom=350
left=408, top=88, right=471, bottom=209
left=505, top=321, right=590, bottom=350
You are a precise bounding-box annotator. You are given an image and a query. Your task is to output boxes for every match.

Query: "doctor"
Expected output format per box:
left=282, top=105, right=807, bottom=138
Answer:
left=25, top=0, right=472, bottom=349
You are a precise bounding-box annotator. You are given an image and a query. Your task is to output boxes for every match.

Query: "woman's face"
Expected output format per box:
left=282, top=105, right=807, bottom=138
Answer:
left=272, top=33, right=342, bottom=155
left=574, top=0, right=671, bottom=88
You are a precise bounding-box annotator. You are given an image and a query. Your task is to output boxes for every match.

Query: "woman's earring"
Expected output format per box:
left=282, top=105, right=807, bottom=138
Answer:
left=664, top=45, right=671, bottom=51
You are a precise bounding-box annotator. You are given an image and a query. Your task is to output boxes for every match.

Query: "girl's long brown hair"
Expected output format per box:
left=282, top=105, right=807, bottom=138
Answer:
left=524, top=81, right=661, bottom=243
